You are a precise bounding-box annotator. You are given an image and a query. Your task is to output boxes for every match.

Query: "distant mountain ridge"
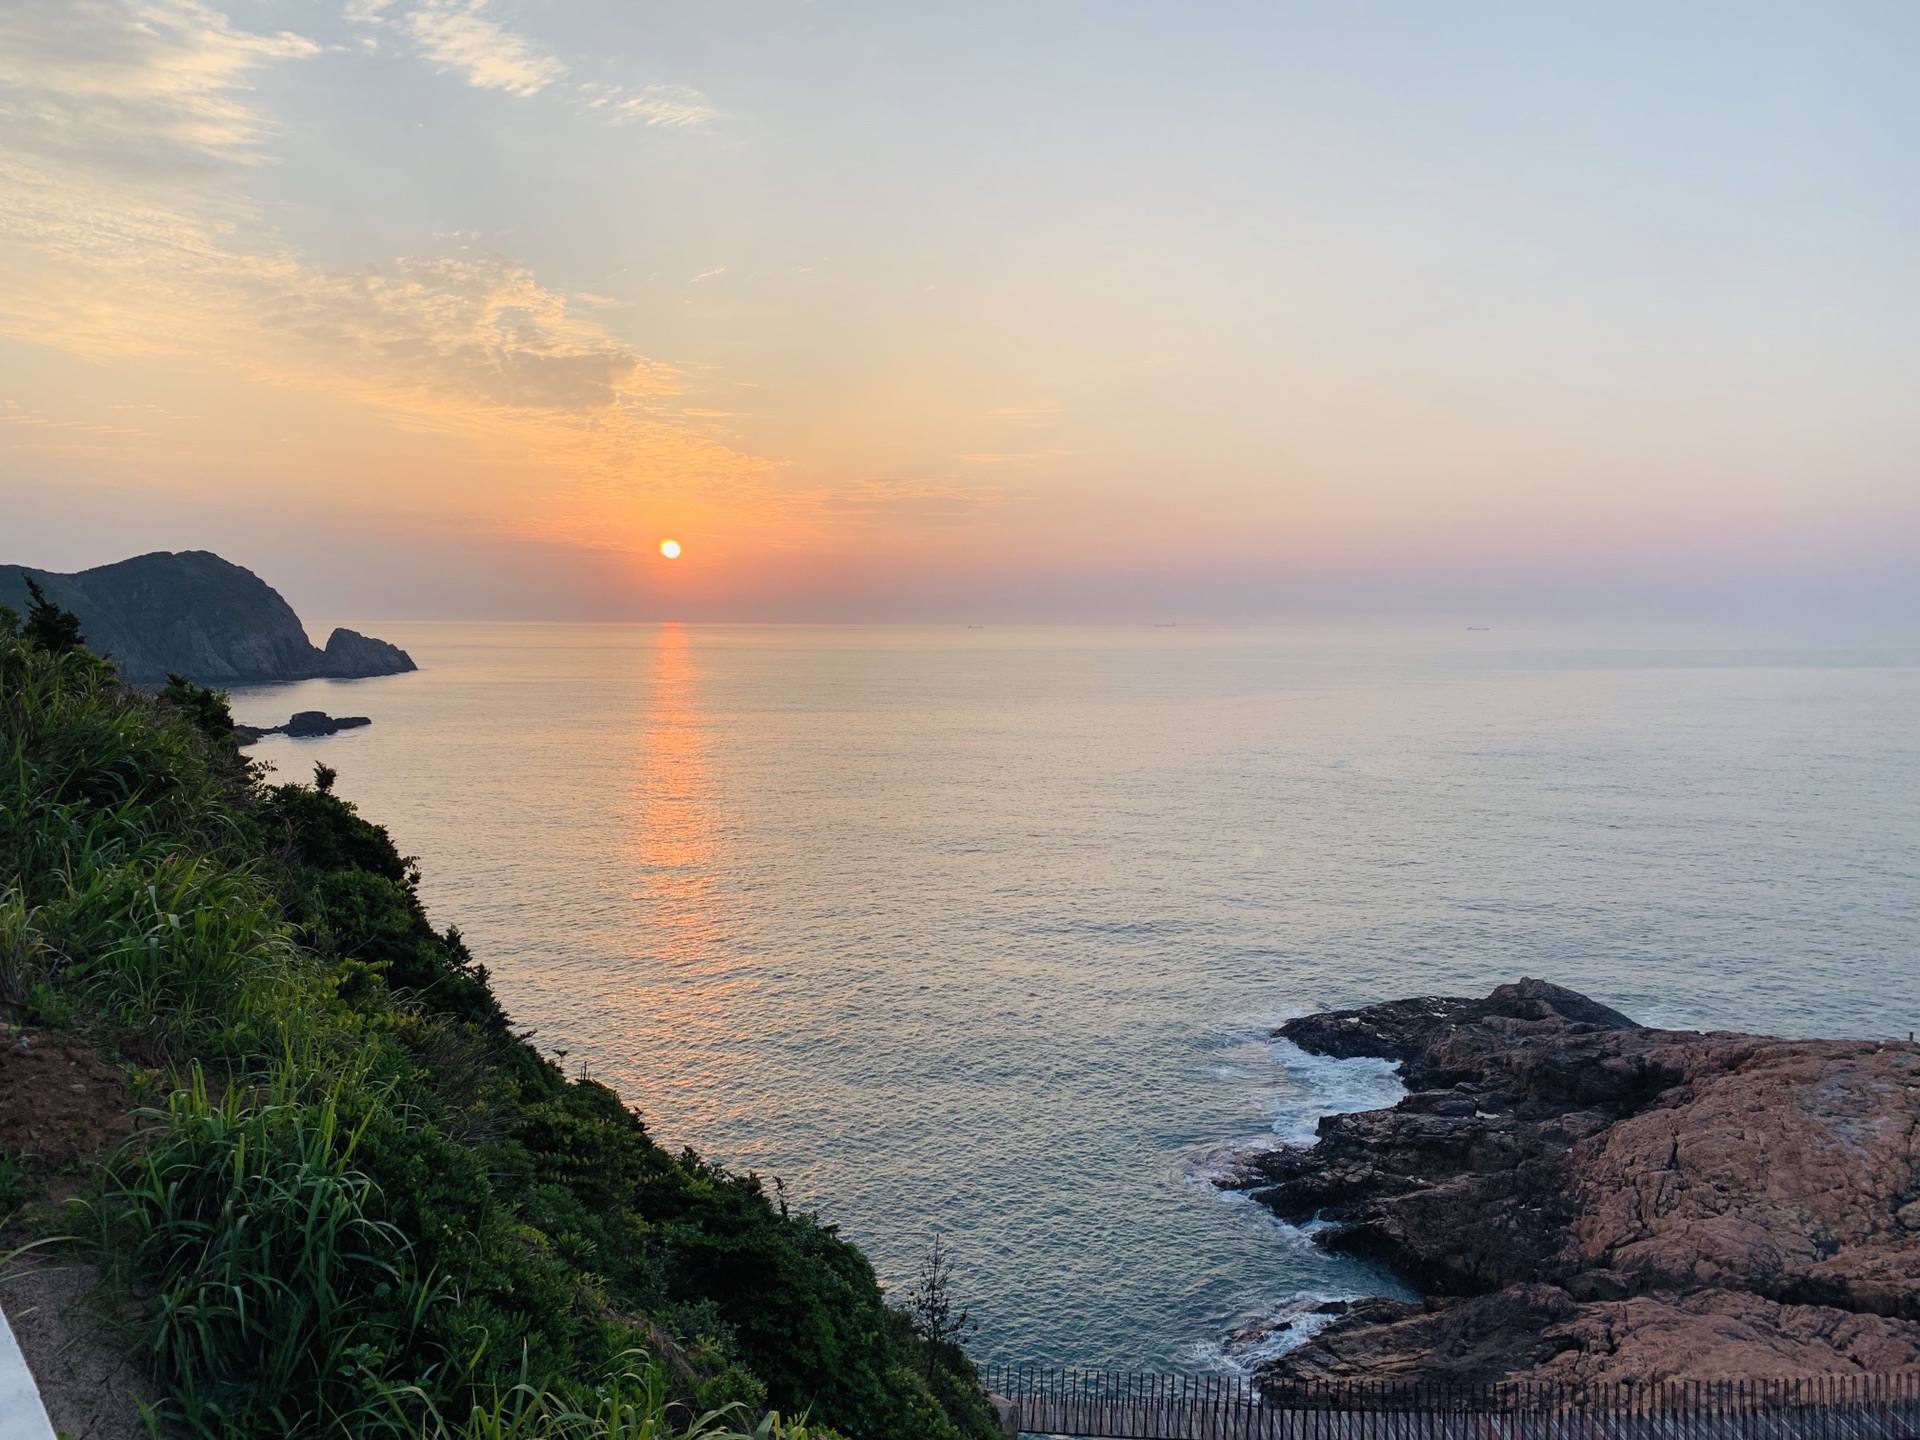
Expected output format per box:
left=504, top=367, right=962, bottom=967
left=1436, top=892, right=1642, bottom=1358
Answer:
left=0, top=551, right=416, bottom=685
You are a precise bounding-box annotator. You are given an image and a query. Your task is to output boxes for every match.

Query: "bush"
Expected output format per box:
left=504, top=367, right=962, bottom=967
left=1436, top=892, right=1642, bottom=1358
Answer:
left=0, top=632, right=1001, bottom=1440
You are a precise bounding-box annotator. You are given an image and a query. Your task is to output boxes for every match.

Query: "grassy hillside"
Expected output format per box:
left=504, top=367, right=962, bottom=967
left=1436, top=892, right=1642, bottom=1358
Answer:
left=0, top=605, right=1001, bottom=1440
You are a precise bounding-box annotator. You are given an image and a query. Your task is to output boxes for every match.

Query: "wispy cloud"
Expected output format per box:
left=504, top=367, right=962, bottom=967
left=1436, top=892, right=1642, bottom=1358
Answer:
left=349, top=3, right=718, bottom=127
left=393, top=0, right=565, bottom=97
left=0, top=0, right=766, bottom=526
left=0, top=0, right=317, bottom=168
left=249, top=254, right=658, bottom=411
left=578, top=81, right=718, bottom=129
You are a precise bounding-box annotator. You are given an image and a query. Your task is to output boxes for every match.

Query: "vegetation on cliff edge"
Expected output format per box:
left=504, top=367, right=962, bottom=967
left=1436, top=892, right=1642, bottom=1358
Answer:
left=0, top=605, right=1001, bottom=1440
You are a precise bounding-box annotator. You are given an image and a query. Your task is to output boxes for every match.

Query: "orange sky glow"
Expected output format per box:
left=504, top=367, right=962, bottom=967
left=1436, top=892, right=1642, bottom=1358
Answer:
left=2, top=1, right=1916, bottom=628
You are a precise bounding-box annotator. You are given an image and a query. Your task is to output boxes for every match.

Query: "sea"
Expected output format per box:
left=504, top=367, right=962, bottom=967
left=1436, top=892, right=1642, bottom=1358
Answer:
left=233, top=623, right=1920, bottom=1373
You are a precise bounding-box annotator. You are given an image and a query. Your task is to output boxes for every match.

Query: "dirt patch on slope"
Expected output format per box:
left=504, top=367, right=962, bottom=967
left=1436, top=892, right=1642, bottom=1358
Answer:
left=0, top=1028, right=149, bottom=1437
left=0, top=1028, right=134, bottom=1177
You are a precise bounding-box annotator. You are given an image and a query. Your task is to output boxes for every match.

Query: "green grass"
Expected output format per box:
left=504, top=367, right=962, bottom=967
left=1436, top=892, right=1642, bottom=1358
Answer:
left=0, top=621, right=999, bottom=1440
left=91, top=1063, right=440, bottom=1437
left=406, top=1364, right=849, bottom=1440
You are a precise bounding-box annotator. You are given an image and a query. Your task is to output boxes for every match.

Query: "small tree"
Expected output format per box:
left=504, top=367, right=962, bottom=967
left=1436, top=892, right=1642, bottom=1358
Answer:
left=22, top=576, right=84, bottom=655
left=161, top=674, right=237, bottom=743
left=901, top=1234, right=978, bottom=1384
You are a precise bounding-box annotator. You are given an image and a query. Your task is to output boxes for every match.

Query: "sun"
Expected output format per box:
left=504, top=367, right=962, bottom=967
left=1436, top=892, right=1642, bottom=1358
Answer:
left=658, top=539, right=682, bottom=559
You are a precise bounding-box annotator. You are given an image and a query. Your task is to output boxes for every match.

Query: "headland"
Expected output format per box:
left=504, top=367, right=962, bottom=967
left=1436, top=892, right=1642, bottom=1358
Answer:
left=0, top=550, right=414, bottom=684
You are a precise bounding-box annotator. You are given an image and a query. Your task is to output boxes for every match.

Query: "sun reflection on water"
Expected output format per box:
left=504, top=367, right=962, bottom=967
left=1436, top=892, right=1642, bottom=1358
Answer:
left=613, top=625, right=767, bottom=1142
left=628, top=624, right=719, bottom=945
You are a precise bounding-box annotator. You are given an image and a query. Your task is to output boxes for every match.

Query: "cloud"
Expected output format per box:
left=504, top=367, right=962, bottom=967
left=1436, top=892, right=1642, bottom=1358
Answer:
left=396, top=0, right=565, bottom=97
left=0, top=0, right=767, bottom=527
left=0, top=0, right=317, bottom=171
left=578, top=82, right=719, bottom=129
left=350, top=4, right=718, bottom=127
left=248, top=254, right=659, bottom=411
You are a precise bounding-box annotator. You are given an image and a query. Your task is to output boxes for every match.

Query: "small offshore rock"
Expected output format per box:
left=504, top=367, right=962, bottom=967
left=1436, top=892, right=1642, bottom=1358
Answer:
left=285, top=710, right=371, bottom=737
left=239, top=711, right=372, bottom=741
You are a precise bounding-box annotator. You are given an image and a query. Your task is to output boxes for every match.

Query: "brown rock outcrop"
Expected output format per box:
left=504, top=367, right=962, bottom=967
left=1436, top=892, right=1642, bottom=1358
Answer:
left=1228, top=980, right=1920, bottom=1386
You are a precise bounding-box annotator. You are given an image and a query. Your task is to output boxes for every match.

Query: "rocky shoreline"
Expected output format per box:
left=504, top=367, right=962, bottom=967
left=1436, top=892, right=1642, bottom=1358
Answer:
left=1226, top=980, right=1920, bottom=1386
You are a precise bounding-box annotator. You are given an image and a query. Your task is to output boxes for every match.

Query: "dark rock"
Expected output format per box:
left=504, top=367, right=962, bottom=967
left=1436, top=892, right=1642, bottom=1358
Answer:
left=318, top=628, right=416, bottom=679
left=243, top=712, right=372, bottom=740
left=0, top=551, right=414, bottom=684
left=1264, top=1285, right=1581, bottom=1387
left=1231, top=980, right=1920, bottom=1386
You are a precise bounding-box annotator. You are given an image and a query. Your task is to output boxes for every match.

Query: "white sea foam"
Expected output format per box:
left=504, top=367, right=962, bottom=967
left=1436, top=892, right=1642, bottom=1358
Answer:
left=1187, top=1025, right=1410, bottom=1369
left=1201, top=1186, right=1340, bottom=1260
left=1188, top=1026, right=1406, bottom=1187
left=1263, top=1037, right=1406, bottom=1144
left=1193, top=1293, right=1366, bottom=1375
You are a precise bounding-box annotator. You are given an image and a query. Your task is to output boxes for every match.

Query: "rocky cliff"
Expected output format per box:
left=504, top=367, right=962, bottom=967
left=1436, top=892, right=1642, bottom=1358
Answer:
left=1231, top=980, right=1920, bottom=1385
left=0, top=551, right=416, bottom=684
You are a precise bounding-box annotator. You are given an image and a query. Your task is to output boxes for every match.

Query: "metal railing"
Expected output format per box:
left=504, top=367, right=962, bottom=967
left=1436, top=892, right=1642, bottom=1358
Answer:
left=978, top=1365, right=1920, bottom=1440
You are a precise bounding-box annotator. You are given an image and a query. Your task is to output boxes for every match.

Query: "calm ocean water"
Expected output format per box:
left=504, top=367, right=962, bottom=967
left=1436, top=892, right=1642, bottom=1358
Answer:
left=236, top=624, right=1920, bottom=1371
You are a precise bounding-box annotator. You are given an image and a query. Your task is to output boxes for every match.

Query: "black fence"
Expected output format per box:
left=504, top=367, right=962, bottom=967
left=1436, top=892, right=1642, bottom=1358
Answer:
left=978, top=1366, right=1920, bottom=1440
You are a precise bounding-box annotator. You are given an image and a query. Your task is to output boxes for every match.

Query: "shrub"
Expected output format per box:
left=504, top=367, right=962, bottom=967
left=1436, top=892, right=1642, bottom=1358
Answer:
left=1, top=627, right=1002, bottom=1440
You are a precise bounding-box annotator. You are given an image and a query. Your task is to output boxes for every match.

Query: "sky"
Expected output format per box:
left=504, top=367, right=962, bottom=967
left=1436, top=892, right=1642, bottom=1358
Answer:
left=1, top=0, right=1916, bottom=627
